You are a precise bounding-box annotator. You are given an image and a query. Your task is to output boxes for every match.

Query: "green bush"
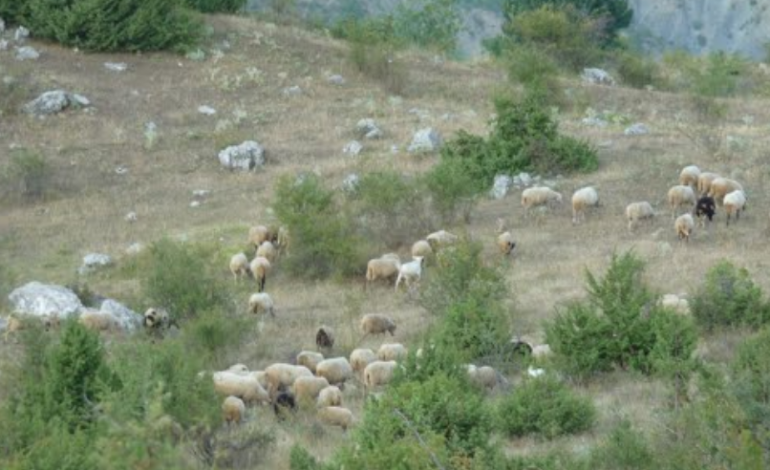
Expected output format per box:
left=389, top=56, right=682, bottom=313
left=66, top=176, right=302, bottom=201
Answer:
left=496, top=376, right=596, bottom=439
left=392, top=0, right=461, bottom=53
left=731, top=327, right=770, bottom=452
left=422, top=156, right=479, bottom=224
left=614, top=50, right=665, bottom=89
left=588, top=420, right=656, bottom=470
left=186, top=0, right=245, bottom=13
left=691, top=260, right=769, bottom=331
left=505, top=43, right=561, bottom=91
left=4, top=148, right=50, bottom=201
left=290, top=445, right=323, bottom=470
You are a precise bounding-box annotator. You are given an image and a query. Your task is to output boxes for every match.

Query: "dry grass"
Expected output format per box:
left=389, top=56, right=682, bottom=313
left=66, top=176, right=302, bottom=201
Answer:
left=2, top=13, right=770, bottom=468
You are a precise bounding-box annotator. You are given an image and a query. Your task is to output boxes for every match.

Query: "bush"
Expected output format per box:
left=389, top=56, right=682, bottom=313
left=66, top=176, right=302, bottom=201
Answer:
left=496, top=376, right=596, bottom=439
left=185, top=0, right=245, bottom=13
left=4, top=148, right=50, bottom=201
left=691, top=260, right=769, bottom=331
left=505, top=43, right=561, bottom=94
left=391, top=0, right=461, bottom=53
left=588, top=420, right=656, bottom=470
left=614, top=50, right=665, bottom=89
left=290, top=445, right=323, bottom=470
left=422, top=156, right=479, bottom=224
left=730, top=327, right=770, bottom=452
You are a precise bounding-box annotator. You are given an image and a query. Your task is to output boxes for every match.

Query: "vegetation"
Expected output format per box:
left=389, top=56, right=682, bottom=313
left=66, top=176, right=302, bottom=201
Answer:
left=3, top=148, right=50, bottom=202
left=185, top=0, right=246, bottom=13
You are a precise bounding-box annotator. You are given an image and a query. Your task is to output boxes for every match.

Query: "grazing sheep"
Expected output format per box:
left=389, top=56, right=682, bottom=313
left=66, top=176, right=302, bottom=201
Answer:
left=661, top=294, right=690, bottom=315
left=679, top=165, right=701, bottom=189
left=315, top=357, right=354, bottom=385
left=249, top=256, right=271, bottom=293
left=143, top=308, right=174, bottom=336
left=709, top=177, right=744, bottom=206
left=360, top=314, right=397, bottom=338
left=426, top=230, right=458, bottom=251
left=222, top=396, right=246, bottom=426
left=276, top=226, right=290, bottom=254
left=395, top=257, right=425, bottom=292
left=411, top=239, right=433, bottom=259
left=466, top=365, right=502, bottom=390
left=724, top=190, right=747, bottom=226
left=378, top=343, right=407, bottom=361
left=571, top=186, right=600, bottom=224
left=316, top=325, right=335, bottom=351
left=248, top=292, right=275, bottom=318
left=293, top=376, right=331, bottom=405
left=365, top=255, right=401, bottom=290
left=248, top=225, right=276, bottom=248
left=496, top=219, right=516, bottom=256
left=252, top=370, right=268, bottom=390
left=697, top=172, right=721, bottom=197
left=296, top=351, right=324, bottom=373
left=668, top=185, right=697, bottom=218
left=264, top=363, right=313, bottom=397
left=318, top=406, right=353, bottom=431
left=349, top=348, right=378, bottom=375
left=229, top=253, right=252, bottom=283
left=694, top=196, right=716, bottom=227
left=364, top=360, right=398, bottom=389
left=521, top=187, right=563, bottom=214
left=213, top=371, right=270, bottom=405
left=675, top=213, right=695, bottom=243
left=317, top=385, right=343, bottom=408
left=79, top=310, right=121, bottom=333
left=273, top=391, right=297, bottom=420
left=256, top=241, right=278, bottom=263
left=228, top=364, right=250, bottom=374
left=625, top=201, right=655, bottom=231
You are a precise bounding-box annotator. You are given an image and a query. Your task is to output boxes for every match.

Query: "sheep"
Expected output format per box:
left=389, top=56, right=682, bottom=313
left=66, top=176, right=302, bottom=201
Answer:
left=675, top=213, right=695, bottom=243
left=349, top=348, right=378, bottom=375
left=496, top=219, right=516, bottom=256
left=697, top=172, right=721, bottom=197
left=249, top=256, right=271, bottom=293
left=466, top=365, right=501, bottom=390
left=571, top=186, right=600, bottom=224
left=248, top=224, right=276, bottom=248
left=229, top=252, right=252, bottom=283
left=293, top=376, right=331, bottom=406
left=256, top=241, right=278, bottom=264
left=79, top=310, right=121, bottom=333
left=248, top=292, right=275, bottom=318
left=264, top=363, right=313, bottom=397
left=213, top=371, right=270, bottom=405
left=426, top=230, right=458, bottom=251
left=315, top=357, right=354, bottom=385
left=222, top=396, right=246, bottom=426
left=395, top=257, right=425, bottom=292
left=661, top=294, right=690, bottom=315
left=228, top=364, right=250, bottom=374
left=360, top=314, right=397, bottom=338
left=625, top=201, right=655, bottom=232
left=276, top=226, right=290, bottom=254
left=317, top=406, right=353, bottom=431
left=273, top=391, right=297, bottom=420
left=694, top=196, right=716, bottom=227
left=378, top=343, right=407, bottom=362
left=521, top=187, right=563, bottom=214
left=679, top=165, right=701, bottom=189
left=317, top=385, right=343, bottom=408
left=252, top=370, right=268, bottom=390
left=667, top=185, right=697, bottom=218
left=364, top=360, right=398, bottom=389
left=708, top=177, right=744, bottom=206
left=724, top=190, right=747, bottom=226
left=365, top=255, right=401, bottom=290
left=296, top=351, right=324, bottom=373
left=316, top=325, right=335, bottom=351
left=411, top=239, right=433, bottom=259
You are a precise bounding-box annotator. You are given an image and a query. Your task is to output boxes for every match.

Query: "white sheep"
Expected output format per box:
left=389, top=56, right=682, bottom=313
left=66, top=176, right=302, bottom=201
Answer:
left=317, top=385, right=343, bottom=408
left=466, top=365, right=501, bottom=390
left=293, top=376, right=331, bottom=405
left=675, top=213, right=695, bottom=243
left=571, top=186, right=599, bottom=224
left=315, top=357, right=353, bottom=385
left=317, top=406, right=353, bottom=431
left=264, top=363, right=313, bottom=396
left=661, top=294, right=690, bottom=315
left=248, top=292, right=275, bottom=318
left=222, top=395, right=247, bottom=426
left=79, top=310, right=121, bottom=333
left=296, top=351, right=325, bottom=373
left=252, top=370, right=268, bottom=390
left=249, top=256, right=271, bottom=293
left=495, top=219, right=516, bottom=256
left=229, top=253, right=251, bottom=283
left=395, top=256, right=425, bottom=292
left=679, top=165, right=701, bottom=189
left=256, top=240, right=278, bottom=263
left=248, top=224, right=275, bottom=248
left=213, top=371, right=270, bottom=405
left=724, top=190, right=747, bottom=226
left=360, top=314, right=397, bottom=338
left=625, top=201, right=655, bottom=231
left=697, top=172, right=721, bottom=197
left=411, top=239, right=433, bottom=259
left=365, top=255, right=401, bottom=290
left=667, top=185, right=696, bottom=218
left=426, top=230, right=458, bottom=251
left=228, top=364, right=250, bottom=374
left=349, top=348, right=378, bottom=375
left=364, top=360, right=398, bottom=389
left=378, top=343, right=407, bottom=361
left=521, top=187, right=563, bottom=214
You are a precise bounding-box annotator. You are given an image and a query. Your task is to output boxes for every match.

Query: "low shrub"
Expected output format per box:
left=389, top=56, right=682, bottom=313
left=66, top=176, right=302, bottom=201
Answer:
left=4, top=148, right=50, bottom=201
left=588, top=420, right=656, bottom=470
left=730, top=327, right=770, bottom=452
left=614, top=50, right=665, bottom=89
left=185, top=0, right=245, bottom=13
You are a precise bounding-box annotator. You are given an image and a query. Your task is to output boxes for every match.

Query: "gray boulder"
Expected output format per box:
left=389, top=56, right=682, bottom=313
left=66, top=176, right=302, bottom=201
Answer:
left=0, top=18, right=5, bottom=34
left=343, top=140, right=363, bottom=156
left=490, top=175, right=512, bottom=200
left=8, top=282, right=84, bottom=319
left=624, top=123, right=650, bottom=136
left=341, top=173, right=360, bottom=194
left=218, top=140, right=265, bottom=171
left=408, top=128, right=442, bottom=153
left=582, top=68, right=616, bottom=86
left=513, top=172, right=533, bottom=188
left=14, top=26, right=29, bottom=43
left=356, top=118, right=382, bottom=139
left=98, top=299, right=143, bottom=332
left=23, top=90, right=89, bottom=115
left=198, top=105, right=217, bottom=115
left=0, top=39, right=8, bottom=51
left=15, top=45, right=39, bottom=61
left=282, top=85, right=302, bottom=96
left=327, top=74, right=345, bottom=86
left=79, top=253, right=113, bottom=275
left=104, top=62, right=127, bottom=72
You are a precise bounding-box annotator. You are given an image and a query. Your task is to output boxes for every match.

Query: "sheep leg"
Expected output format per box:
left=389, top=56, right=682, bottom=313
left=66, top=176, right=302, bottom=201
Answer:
left=259, top=276, right=266, bottom=293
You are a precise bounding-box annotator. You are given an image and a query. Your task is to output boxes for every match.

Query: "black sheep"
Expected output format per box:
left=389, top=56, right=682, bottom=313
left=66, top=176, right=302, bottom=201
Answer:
left=695, top=196, right=716, bottom=224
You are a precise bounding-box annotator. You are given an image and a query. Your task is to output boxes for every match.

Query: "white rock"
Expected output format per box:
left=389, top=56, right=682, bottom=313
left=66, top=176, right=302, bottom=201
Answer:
left=327, top=74, right=345, bottom=85
left=79, top=253, right=113, bottom=275
left=356, top=119, right=382, bottom=139
left=15, top=46, right=39, bottom=61
left=190, top=200, right=201, bottom=208
left=624, top=123, right=649, bottom=136
left=126, top=243, right=144, bottom=255
left=408, top=128, right=442, bottom=153
left=218, top=140, right=265, bottom=171
left=70, top=94, right=90, bottom=107
left=581, top=116, right=608, bottom=127
left=23, top=90, right=90, bottom=115
left=343, top=140, right=363, bottom=156
left=115, top=166, right=129, bottom=175
left=0, top=18, right=5, bottom=34
left=192, top=189, right=210, bottom=198
left=490, top=175, right=512, bottom=200
left=0, top=39, right=8, bottom=51
left=514, top=172, right=533, bottom=187
left=582, top=68, right=615, bottom=86
left=282, top=85, right=302, bottom=96
left=198, top=105, right=217, bottom=115
left=8, top=282, right=83, bottom=319
left=125, top=212, right=138, bottom=223
left=98, top=299, right=143, bottom=332
left=14, top=26, right=29, bottom=43
left=104, top=62, right=127, bottom=72
left=342, top=173, right=360, bottom=194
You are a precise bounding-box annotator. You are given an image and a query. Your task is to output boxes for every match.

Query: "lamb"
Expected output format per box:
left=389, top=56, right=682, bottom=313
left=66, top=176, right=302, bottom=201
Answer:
left=248, top=224, right=276, bottom=248
left=426, top=230, right=458, bottom=251
left=293, top=376, right=331, bottom=405
left=296, top=351, right=325, bottom=373
left=625, top=201, right=655, bottom=231
left=317, top=385, right=343, bottom=408
left=360, top=314, right=397, bottom=338
left=317, top=406, right=353, bottom=431
left=264, top=363, right=313, bottom=397
left=667, top=185, right=697, bottom=218
left=229, top=253, right=252, bottom=283
left=256, top=241, right=278, bottom=263
left=395, top=256, right=425, bottom=292
left=273, top=391, right=297, bottom=419
left=315, top=357, right=354, bottom=385
left=694, top=196, right=716, bottom=227
left=411, top=239, right=433, bottom=259
left=249, top=256, right=271, bottom=293
left=708, top=177, right=744, bottom=206
left=222, top=396, right=246, bottom=426
left=349, top=348, right=378, bottom=375
left=675, top=213, right=695, bottom=243
left=316, top=325, right=335, bottom=351
left=79, top=310, right=121, bottom=332
left=378, top=343, right=407, bottom=361
left=364, top=360, right=398, bottom=389
left=521, top=187, right=563, bottom=214
left=248, top=292, right=275, bottom=318
left=365, top=255, right=401, bottom=290
left=724, top=190, right=747, bottom=226
left=679, top=165, right=701, bottom=189
left=495, top=219, right=516, bottom=256
left=252, top=370, right=268, bottom=390
left=213, top=371, right=270, bottom=405
left=697, top=172, right=721, bottom=197
left=571, top=186, right=599, bottom=224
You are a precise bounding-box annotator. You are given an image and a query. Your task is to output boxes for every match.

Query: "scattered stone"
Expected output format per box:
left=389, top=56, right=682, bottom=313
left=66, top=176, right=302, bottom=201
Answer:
left=98, top=299, right=143, bottom=332
left=0, top=17, right=5, bottom=34
left=490, top=175, right=512, bottom=200
left=408, top=107, right=430, bottom=120
left=327, top=74, right=345, bottom=86
left=198, top=105, right=217, bottom=115
left=341, top=173, right=360, bottom=194
left=581, top=116, right=608, bottom=127
left=282, top=85, right=302, bottom=96
left=115, top=166, right=129, bottom=175
left=70, top=94, right=90, bottom=107
left=624, top=123, right=649, bottom=136
left=598, top=140, right=614, bottom=148
left=218, top=140, right=265, bottom=171
left=192, top=189, right=210, bottom=198
left=390, top=145, right=399, bottom=154
left=186, top=48, right=206, bottom=61
left=104, top=62, right=127, bottom=72
left=15, top=45, right=39, bottom=61
left=356, top=118, right=382, bottom=139
left=14, top=26, right=29, bottom=43
left=79, top=253, right=113, bottom=275
left=0, top=39, right=8, bottom=51
left=582, top=68, right=616, bottom=86
left=512, top=172, right=533, bottom=188
left=8, top=282, right=83, bottom=319
left=190, top=200, right=201, bottom=208
left=125, top=243, right=144, bottom=256
left=343, top=140, right=363, bottom=156
left=125, top=211, right=138, bottom=223
left=23, top=90, right=90, bottom=115
left=407, top=128, right=442, bottom=153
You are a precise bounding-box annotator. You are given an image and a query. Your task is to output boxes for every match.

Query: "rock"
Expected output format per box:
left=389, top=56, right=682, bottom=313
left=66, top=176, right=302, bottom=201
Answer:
left=190, top=200, right=201, bottom=208
left=582, top=68, right=616, bottom=86
left=115, top=166, right=129, bottom=175
left=198, top=105, right=217, bottom=115
left=327, top=74, right=345, bottom=85
left=192, top=189, right=210, bottom=198
left=408, top=108, right=430, bottom=120
left=125, top=211, right=138, bottom=223
left=581, top=117, right=608, bottom=127
left=513, top=172, right=533, bottom=188
left=0, top=18, right=5, bottom=34
left=490, top=175, right=512, bottom=200
left=98, top=299, right=143, bottom=332
left=341, top=173, right=360, bottom=194
left=8, top=282, right=83, bottom=319
left=15, top=45, right=39, bottom=61
left=186, top=49, right=206, bottom=61
left=218, top=140, right=265, bottom=171
left=14, top=26, right=29, bottom=43
left=408, top=128, right=442, bottom=153
left=125, top=243, right=144, bottom=256
left=282, top=85, right=302, bottom=96
left=79, top=253, right=113, bottom=275
left=23, top=90, right=90, bottom=115
left=0, top=316, right=7, bottom=335
left=343, top=140, right=363, bottom=156
left=0, top=39, right=8, bottom=51
left=624, top=123, right=649, bottom=136
left=70, top=94, right=90, bottom=107
left=356, top=118, right=382, bottom=139
left=104, top=62, right=127, bottom=72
